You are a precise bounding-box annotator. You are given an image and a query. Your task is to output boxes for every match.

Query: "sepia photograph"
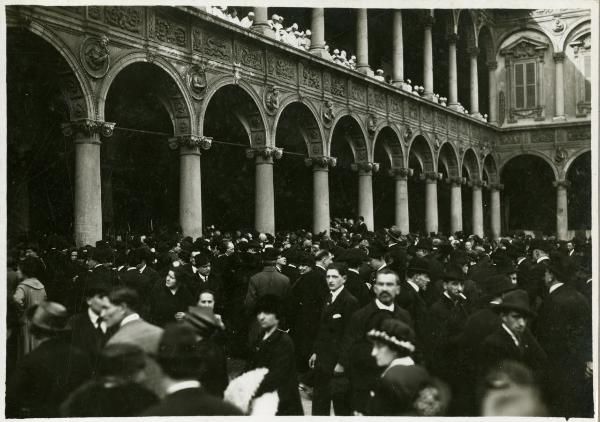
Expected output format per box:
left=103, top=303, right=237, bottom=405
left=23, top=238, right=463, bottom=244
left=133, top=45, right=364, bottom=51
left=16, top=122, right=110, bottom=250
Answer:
left=2, top=1, right=597, bottom=418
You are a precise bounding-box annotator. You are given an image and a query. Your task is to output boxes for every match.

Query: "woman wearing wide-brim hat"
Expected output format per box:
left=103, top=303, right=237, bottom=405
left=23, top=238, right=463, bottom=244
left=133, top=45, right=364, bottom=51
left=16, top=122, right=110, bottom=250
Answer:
left=365, top=319, right=430, bottom=416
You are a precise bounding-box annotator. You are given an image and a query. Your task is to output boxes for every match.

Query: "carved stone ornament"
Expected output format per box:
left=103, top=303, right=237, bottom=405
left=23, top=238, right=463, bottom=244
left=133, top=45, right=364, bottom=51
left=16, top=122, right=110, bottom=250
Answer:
left=62, top=119, right=116, bottom=139
left=187, top=64, right=207, bottom=100
left=233, top=62, right=242, bottom=84
left=554, top=148, right=568, bottom=164
left=322, top=100, right=334, bottom=126
left=403, top=126, right=413, bottom=145
left=389, top=167, right=413, bottom=179
left=264, top=85, right=280, bottom=113
left=305, top=156, right=337, bottom=169
left=552, top=18, right=565, bottom=33
left=246, top=147, right=283, bottom=160
left=433, top=134, right=441, bottom=151
left=367, top=114, right=377, bottom=135
left=351, top=162, right=380, bottom=173
left=446, top=176, right=466, bottom=186
left=420, top=172, right=443, bottom=182
left=80, top=35, right=110, bottom=78
left=168, top=135, right=213, bottom=150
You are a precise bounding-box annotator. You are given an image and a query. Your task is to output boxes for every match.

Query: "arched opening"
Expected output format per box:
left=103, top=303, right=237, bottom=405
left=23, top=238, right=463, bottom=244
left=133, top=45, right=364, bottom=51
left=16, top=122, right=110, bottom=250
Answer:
left=372, top=128, right=399, bottom=228
left=437, top=143, right=459, bottom=234
left=329, top=116, right=365, bottom=221
left=566, top=151, right=591, bottom=231
left=457, top=11, right=476, bottom=113
left=202, top=85, right=263, bottom=231
left=462, top=148, right=480, bottom=235
left=274, top=103, right=314, bottom=230
left=478, top=25, right=494, bottom=118
left=408, top=135, right=434, bottom=234
left=501, top=154, right=556, bottom=234
left=7, top=28, right=78, bottom=239
left=432, top=10, right=453, bottom=101
left=104, top=63, right=183, bottom=236
left=402, top=10, right=426, bottom=87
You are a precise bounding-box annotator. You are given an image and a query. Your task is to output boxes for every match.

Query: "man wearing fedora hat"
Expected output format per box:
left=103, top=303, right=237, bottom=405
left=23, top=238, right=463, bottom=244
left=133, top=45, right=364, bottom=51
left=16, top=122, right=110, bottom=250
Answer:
left=396, top=257, right=430, bottom=338
left=534, top=254, right=592, bottom=417
left=481, top=289, right=546, bottom=367
left=244, top=247, right=291, bottom=314
left=7, top=302, right=93, bottom=418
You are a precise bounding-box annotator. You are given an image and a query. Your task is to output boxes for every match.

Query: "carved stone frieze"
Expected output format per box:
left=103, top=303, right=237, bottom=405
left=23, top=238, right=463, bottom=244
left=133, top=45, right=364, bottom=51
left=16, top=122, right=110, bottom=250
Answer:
left=567, top=127, right=590, bottom=142
left=421, top=105, right=432, bottom=124
left=236, top=40, right=263, bottom=72
left=88, top=6, right=102, bottom=20
left=301, top=62, right=321, bottom=90
left=435, top=111, right=446, bottom=129
left=80, top=35, right=110, bottom=78
left=350, top=82, right=366, bottom=103
left=103, top=6, right=143, bottom=33
left=530, top=129, right=555, bottom=143
left=390, top=96, right=402, bottom=115
left=368, top=88, right=385, bottom=110
left=193, top=28, right=233, bottom=61
left=331, top=76, right=346, bottom=97
left=154, top=16, right=186, bottom=47
left=267, top=52, right=296, bottom=82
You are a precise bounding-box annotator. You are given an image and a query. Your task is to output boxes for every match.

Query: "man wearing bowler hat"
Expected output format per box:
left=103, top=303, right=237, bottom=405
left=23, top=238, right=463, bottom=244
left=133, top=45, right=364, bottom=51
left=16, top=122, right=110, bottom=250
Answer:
left=480, top=289, right=547, bottom=375
left=396, top=256, right=430, bottom=338
left=6, top=302, right=93, bottom=418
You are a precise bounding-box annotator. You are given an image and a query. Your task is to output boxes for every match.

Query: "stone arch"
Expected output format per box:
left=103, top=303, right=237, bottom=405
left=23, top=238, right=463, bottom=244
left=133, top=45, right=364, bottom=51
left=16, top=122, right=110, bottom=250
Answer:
left=373, top=125, right=405, bottom=168
left=408, top=134, right=435, bottom=173
left=328, top=112, right=370, bottom=162
left=559, top=17, right=591, bottom=51
left=437, top=142, right=460, bottom=178
left=478, top=25, right=496, bottom=61
left=200, top=77, right=267, bottom=148
left=483, top=154, right=500, bottom=184
left=563, top=147, right=591, bottom=179
left=7, top=21, right=94, bottom=121
left=499, top=151, right=559, bottom=181
left=456, top=9, right=478, bottom=48
left=98, top=52, right=194, bottom=136
left=462, top=148, right=481, bottom=180
left=273, top=97, right=325, bottom=157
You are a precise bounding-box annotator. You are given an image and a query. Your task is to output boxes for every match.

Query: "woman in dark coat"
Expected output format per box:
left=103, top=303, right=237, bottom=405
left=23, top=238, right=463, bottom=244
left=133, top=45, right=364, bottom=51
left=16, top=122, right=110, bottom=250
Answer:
left=148, top=266, right=195, bottom=327
left=248, top=295, right=303, bottom=415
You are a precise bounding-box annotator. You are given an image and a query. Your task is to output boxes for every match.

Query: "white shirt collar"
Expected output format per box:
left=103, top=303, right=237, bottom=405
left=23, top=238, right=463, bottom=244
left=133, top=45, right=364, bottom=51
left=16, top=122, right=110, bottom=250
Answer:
left=87, top=308, right=106, bottom=332
left=549, top=282, right=564, bottom=295
left=406, top=278, right=420, bottom=293
left=375, top=299, right=394, bottom=312
left=167, top=380, right=201, bottom=395
left=330, top=286, right=344, bottom=302
left=316, top=264, right=327, bottom=271
left=377, top=263, right=387, bottom=272
left=517, top=257, right=527, bottom=265
left=139, top=264, right=147, bottom=273
left=502, top=323, right=520, bottom=347
left=120, top=313, right=140, bottom=327
left=383, top=357, right=415, bottom=376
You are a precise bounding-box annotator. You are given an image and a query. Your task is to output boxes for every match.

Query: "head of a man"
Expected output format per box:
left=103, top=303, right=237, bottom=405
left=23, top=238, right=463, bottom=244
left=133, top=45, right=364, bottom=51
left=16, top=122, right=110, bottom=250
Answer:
left=326, top=263, right=347, bottom=292
left=103, top=288, right=140, bottom=328
left=443, top=279, right=465, bottom=300
left=373, top=269, right=400, bottom=305
left=501, top=310, right=528, bottom=337
left=198, top=290, right=215, bottom=310
left=315, top=249, right=333, bottom=268
left=407, top=265, right=431, bottom=291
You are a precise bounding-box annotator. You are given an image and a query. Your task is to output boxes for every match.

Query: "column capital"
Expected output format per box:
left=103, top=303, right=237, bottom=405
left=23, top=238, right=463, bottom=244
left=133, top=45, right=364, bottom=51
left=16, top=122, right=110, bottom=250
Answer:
left=246, top=146, right=283, bottom=162
left=446, top=176, right=466, bottom=186
left=420, top=171, right=442, bottom=182
left=447, top=33, right=458, bottom=44
left=553, top=52, right=566, bottom=63
left=468, top=46, right=480, bottom=57
left=486, top=60, right=498, bottom=70
left=62, top=119, right=116, bottom=142
left=488, top=182, right=504, bottom=191
left=389, top=167, right=413, bottom=179
left=553, top=180, right=571, bottom=189
left=421, top=12, right=435, bottom=27
left=468, top=179, right=485, bottom=188
left=305, top=155, right=337, bottom=169
left=168, top=135, right=212, bottom=152
left=351, top=162, right=379, bottom=174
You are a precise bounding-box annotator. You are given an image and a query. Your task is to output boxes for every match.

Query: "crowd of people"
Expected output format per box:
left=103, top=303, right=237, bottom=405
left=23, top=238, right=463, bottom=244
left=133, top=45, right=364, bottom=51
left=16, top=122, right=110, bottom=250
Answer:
left=5, top=219, right=593, bottom=417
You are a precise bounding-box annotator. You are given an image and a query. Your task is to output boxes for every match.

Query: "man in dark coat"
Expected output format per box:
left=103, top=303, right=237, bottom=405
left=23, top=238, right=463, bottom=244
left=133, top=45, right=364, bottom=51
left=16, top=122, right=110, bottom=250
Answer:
left=479, top=289, right=547, bottom=375
left=396, top=257, right=431, bottom=340
left=136, top=247, right=161, bottom=288
left=142, top=323, right=242, bottom=416
left=534, top=255, right=593, bottom=417
left=524, top=238, right=552, bottom=306
left=337, top=248, right=372, bottom=306
left=244, top=248, right=292, bottom=314
left=6, top=302, right=93, bottom=418
left=338, top=268, right=412, bottom=414
left=310, top=263, right=360, bottom=415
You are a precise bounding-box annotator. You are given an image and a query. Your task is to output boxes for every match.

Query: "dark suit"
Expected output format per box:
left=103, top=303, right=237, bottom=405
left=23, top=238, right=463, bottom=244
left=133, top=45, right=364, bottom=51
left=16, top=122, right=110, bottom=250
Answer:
left=6, top=336, right=93, bottom=418
left=68, top=311, right=117, bottom=372
left=140, top=265, right=160, bottom=289
left=339, top=301, right=413, bottom=413
left=312, top=288, right=359, bottom=415
left=345, top=269, right=372, bottom=306
left=534, top=283, right=593, bottom=417
left=244, top=266, right=291, bottom=312
left=481, top=326, right=547, bottom=370
left=148, top=283, right=195, bottom=327
left=119, top=268, right=151, bottom=316
left=141, top=387, right=242, bottom=416
left=396, top=281, right=428, bottom=340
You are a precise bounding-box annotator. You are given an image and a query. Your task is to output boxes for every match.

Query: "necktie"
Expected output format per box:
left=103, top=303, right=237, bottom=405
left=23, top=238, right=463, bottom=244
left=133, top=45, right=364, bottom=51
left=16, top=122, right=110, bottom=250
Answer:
left=96, top=317, right=105, bottom=336
left=327, top=292, right=334, bottom=305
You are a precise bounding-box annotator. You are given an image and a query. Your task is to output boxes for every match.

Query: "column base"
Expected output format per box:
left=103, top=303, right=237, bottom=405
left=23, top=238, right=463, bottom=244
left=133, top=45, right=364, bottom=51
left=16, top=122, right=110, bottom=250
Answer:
left=423, top=92, right=434, bottom=101
left=252, top=24, right=275, bottom=39
left=448, top=103, right=461, bottom=111
left=356, top=66, right=373, bottom=76
left=552, top=115, right=567, bottom=122
left=470, top=112, right=482, bottom=119
left=391, top=79, right=404, bottom=87
left=309, top=48, right=332, bottom=60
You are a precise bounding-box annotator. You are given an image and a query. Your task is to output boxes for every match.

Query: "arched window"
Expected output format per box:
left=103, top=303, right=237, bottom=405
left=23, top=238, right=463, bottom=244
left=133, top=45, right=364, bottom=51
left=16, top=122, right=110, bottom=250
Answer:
left=569, top=33, right=591, bottom=116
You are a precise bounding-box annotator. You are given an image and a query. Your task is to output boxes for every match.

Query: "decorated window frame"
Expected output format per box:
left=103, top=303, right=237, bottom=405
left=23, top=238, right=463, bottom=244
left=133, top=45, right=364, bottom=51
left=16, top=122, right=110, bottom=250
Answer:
left=569, top=33, right=591, bottom=117
left=500, top=36, right=549, bottom=123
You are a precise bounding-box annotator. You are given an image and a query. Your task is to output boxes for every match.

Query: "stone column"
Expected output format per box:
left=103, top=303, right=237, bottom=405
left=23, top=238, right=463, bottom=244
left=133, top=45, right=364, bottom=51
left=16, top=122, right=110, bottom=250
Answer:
left=421, top=172, right=440, bottom=234
left=101, top=136, right=116, bottom=230
left=469, top=47, right=480, bottom=116
left=309, top=8, right=329, bottom=59
left=352, top=162, right=378, bottom=231
left=355, top=9, right=372, bottom=75
left=390, top=168, right=412, bottom=234
left=169, top=135, right=212, bottom=240
left=553, top=52, right=566, bottom=121
left=422, top=12, right=435, bottom=100
left=489, top=183, right=503, bottom=240
left=554, top=180, right=570, bottom=240
left=470, top=179, right=484, bottom=237
left=391, top=10, right=404, bottom=86
left=62, top=119, right=115, bottom=247
left=247, top=147, right=282, bottom=235
left=252, top=7, right=273, bottom=38
left=447, top=177, right=464, bottom=234
left=448, top=33, right=459, bottom=109
left=487, top=60, right=498, bottom=124
left=305, top=156, right=336, bottom=234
